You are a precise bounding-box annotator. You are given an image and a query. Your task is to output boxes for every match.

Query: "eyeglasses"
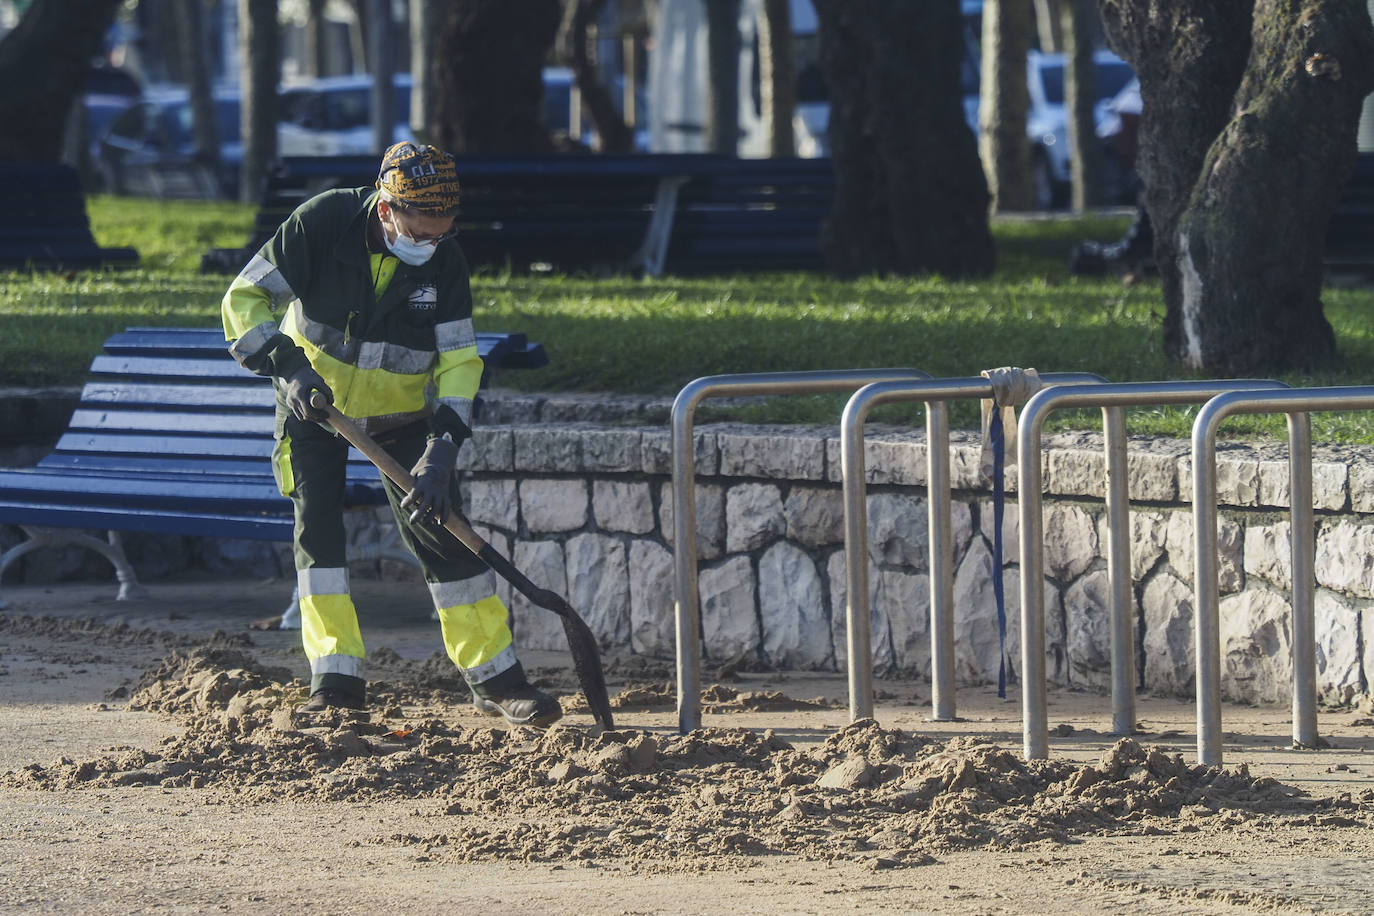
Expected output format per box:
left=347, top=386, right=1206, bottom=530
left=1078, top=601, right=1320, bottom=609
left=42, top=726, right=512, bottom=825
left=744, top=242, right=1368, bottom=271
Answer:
left=384, top=206, right=458, bottom=243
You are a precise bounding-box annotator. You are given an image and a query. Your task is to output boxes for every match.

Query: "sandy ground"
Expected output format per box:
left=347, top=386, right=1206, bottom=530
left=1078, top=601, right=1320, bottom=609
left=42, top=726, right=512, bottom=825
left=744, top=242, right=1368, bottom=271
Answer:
left=1, top=575, right=1373, bottom=915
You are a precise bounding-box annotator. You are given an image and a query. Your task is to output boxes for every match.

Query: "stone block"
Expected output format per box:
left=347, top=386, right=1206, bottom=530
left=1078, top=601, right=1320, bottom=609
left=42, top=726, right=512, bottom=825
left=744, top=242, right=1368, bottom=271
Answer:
left=699, top=555, right=759, bottom=663
left=512, top=427, right=580, bottom=473
left=658, top=481, right=725, bottom=561
left=1142, top=570, right=1194, bottom=698
left=592, top=480, right=654, bottom=534
left=511, top=540, right=568, bottom=651
left=726, top=483, right=785, bottom=553
left=520, top=478, right=589, bottom=534
left=827, top=549, right=894, bottom=674
left=759, top=542, right=831, bottom=668
left=1219, top=588, right=1293, bottom=705
left=468, top=478, right=519, bottom=531
left=718, top=430, right=825, bottom=481
left=1316, top=520, right=1374, bottom=598
left=580, top=429, right=641, bottom=473
left=784, top=485, right=846, bottom=548
left=1315, top=589, right=1362, bottom=706
left=629, top=539, right=675, bottom=658
left=565, top=532, right=630, bottom=648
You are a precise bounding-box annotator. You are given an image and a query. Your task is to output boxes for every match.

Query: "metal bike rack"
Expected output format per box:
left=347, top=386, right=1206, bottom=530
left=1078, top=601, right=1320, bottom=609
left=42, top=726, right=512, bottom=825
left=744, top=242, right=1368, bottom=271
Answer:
left=672, top=368, right=932, bottom=734
left=1016, top=380, right=1286, bottom=761
left=1192, top=386, right=1374, bottom=766
left=841, top=372, right=1105, bottom=725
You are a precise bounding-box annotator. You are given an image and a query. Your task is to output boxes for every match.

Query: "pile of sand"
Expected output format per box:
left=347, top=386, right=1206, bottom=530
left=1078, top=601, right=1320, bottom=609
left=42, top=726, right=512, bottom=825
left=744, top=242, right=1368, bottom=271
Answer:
left=6, top=633, right=1370, bottom=871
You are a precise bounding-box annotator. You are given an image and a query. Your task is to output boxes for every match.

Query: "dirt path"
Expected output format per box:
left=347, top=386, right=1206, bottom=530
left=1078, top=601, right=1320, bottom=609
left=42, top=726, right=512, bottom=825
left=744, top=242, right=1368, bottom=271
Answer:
left=1, top=577, right=1372, bottom=915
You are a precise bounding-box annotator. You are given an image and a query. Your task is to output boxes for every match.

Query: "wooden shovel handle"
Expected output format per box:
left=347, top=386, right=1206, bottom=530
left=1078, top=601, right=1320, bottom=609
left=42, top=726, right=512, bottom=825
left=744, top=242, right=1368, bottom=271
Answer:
left=309, top=393, right=486, bottom=556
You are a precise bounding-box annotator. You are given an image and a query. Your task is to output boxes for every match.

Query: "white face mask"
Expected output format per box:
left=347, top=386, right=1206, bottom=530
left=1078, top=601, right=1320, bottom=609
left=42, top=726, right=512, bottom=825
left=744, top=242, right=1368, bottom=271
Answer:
left=382, top=209, right=440, bottom=265
left=384, top=225, right=438, bottom=266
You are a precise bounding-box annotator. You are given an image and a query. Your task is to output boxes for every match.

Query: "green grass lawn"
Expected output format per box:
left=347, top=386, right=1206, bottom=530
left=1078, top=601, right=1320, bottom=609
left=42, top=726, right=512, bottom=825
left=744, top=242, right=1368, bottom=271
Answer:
left=2, top=195, right=1373, bottom=442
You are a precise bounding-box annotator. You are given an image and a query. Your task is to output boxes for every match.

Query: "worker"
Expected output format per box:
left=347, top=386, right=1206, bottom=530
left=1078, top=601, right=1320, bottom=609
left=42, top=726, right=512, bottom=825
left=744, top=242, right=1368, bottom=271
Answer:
left=220, top=141, right=561, bottom=727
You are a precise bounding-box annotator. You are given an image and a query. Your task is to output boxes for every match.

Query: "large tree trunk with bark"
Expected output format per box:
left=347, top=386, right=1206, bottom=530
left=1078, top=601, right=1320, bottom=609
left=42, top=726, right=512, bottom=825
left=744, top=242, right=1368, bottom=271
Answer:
left=410, top=0, right=439, bottom=141
left=433, top=0, right=561, bottom=154
left=981, top=0, right=1034, bottom=211
left=1102, top=0, right=1374, bottom=373
left=239, top=0, right=280, bottom=204
left=0, top=0, right=121, bottom=162
left=813, top=0, right=994, bottom=276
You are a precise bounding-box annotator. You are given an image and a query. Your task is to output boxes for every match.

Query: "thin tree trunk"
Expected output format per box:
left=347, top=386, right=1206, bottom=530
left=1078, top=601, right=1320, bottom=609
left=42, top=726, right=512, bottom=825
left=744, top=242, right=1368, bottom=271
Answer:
left=239, top=0, right=279, bottom=204
left=980, top=0, right=1034, bottom=211
left=758, top=0, right=796, bottom=158
left=1034, top=0, right=1062, bottom=51
left=433, top=0, right=561, bottom=154
left=1061, top=0, right=1103, bottom=210
left=704, top=0, right=741, bottom=154
left=368, top=0, right=396, bottom=155
left=813, top=0, right=994, bottom=276
left=305, top=0, right=329, bottom=78
left=172, top=0, right=222, bottom=174
left=410, top=0, right=439, bottom=141
left=0, top=0, right=122, bottom=161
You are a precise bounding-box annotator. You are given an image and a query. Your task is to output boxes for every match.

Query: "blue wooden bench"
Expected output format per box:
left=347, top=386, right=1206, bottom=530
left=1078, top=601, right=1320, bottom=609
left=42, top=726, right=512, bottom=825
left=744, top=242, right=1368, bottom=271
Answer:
left=2, top=162, right=140, bottom=272
left=0, top=325, right=546, bottom=614
left=200, top=154, right=834, bottom=277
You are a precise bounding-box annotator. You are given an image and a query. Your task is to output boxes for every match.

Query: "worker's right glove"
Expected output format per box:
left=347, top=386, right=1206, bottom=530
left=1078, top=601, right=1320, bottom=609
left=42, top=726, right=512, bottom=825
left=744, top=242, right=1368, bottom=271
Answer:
left=282, top=366, right=333, bottom=422
left=401, top=434, right=459, bottom=525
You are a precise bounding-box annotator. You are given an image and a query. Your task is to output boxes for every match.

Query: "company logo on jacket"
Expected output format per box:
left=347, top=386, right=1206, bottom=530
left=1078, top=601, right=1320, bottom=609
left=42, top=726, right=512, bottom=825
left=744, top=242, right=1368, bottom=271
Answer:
left=408, top=285, right=438, bottom=313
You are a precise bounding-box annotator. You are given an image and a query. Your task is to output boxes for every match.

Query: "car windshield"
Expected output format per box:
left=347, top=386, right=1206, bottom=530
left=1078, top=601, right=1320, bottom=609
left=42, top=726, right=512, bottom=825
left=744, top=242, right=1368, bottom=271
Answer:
left=1038, top=60, right=1134, bottom=105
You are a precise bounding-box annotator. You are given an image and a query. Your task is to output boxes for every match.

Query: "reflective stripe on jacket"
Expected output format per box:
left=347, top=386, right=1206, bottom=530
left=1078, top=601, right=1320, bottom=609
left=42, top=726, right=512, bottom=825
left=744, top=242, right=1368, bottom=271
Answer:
left=220, top=187, right=481, bottom=439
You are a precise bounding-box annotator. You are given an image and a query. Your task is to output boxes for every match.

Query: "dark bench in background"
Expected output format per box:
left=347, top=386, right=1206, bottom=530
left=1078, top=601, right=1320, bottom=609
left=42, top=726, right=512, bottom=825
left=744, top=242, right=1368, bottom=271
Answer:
left=200, top=154, right=835, bottom=277
left=0, top=325, right=546, bottom=614
left=2, top=162, right=139, bottom=272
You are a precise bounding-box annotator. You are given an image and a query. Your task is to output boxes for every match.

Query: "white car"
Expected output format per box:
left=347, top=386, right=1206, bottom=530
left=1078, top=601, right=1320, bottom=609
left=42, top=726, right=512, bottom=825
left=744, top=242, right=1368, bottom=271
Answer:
left=277, top=74, right=415, bottom=157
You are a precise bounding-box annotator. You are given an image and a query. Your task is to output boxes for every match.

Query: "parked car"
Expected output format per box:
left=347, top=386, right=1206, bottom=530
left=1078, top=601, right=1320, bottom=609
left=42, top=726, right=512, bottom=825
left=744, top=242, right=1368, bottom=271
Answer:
left=277, top=73, right=414, bottom=157
left=1022, top=49, right=1136, bottom=208
left=94, top=85, right=243, bottom=199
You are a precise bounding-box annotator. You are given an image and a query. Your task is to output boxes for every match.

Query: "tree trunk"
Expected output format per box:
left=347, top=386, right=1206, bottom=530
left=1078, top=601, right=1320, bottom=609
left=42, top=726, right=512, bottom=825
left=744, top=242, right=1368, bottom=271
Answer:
left=239, top=0, right=280, bottom=204
left=813, top=0, right=994, bottom=276
left=704, top=0, right=741, bottom=154
left=432, top=0, right=561, bottom=154
left=1061, top=0, right=1103, bottom=210
left=559, top=0, right=635, bottom=152
left=410, top=0, right=439, bottom=141
left=305, top=0, right=330, bottom=78
left=758, top=0, right=796, bottom=158
left=1102, top=0, right=1374, bottom=373
left=1034, top=0, right=1062, bottom=51
left=980, top=0, right=1034, bottom=211
left=0, top=0, right=121, bottom=162
left=172, top=0, right=222, bottom=173
left=367, top=0, right=396, bottom=156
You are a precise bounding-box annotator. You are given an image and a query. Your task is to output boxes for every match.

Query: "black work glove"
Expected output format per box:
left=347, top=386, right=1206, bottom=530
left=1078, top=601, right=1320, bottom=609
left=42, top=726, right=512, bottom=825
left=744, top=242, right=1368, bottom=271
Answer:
left=282, top=366, right=333, bottom=422
left=401, top=434, right=459, bottom=525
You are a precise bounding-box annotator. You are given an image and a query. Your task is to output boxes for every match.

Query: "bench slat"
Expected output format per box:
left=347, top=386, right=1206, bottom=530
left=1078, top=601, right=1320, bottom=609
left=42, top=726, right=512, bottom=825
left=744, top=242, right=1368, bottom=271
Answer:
left=0, top=499, right=293, bottom=541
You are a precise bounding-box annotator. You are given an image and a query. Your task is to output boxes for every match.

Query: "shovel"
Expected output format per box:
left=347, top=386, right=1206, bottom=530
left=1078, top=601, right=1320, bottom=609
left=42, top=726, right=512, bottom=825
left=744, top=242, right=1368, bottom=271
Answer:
left=310, top=393, right=615, bottom=729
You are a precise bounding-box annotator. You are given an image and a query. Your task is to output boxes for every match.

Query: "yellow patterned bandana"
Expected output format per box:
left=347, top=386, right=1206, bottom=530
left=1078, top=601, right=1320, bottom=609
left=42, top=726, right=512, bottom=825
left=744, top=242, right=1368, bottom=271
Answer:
left=376, top=142, right=461, bottom=216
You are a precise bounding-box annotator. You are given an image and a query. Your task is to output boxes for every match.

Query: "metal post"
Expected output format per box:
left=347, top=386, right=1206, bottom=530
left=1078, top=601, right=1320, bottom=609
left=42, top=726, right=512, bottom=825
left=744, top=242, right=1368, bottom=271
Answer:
left=1102, top=405, right=1134, bottom=736
left=1191, top=387, right=1371, bottom=765
left=1019, top=380, right=1286, bottom=760
left=672, top=369, right=931, bottom=735
left=842, top=373, right=1104, bottom=725
left=926, top=402, right=955, bottom=721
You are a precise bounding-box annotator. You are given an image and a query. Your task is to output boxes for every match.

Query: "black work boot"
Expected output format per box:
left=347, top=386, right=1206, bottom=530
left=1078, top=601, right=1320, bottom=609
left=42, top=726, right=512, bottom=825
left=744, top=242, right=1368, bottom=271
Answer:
left=302, top=687, right=366, bottom=712
left=470, top=662, right=562, bottom=727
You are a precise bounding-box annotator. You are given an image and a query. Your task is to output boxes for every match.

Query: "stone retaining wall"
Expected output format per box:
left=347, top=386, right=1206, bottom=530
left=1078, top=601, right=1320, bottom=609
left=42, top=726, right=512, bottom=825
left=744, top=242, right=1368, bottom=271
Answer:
left=6, top=398, right=1373, bottom=706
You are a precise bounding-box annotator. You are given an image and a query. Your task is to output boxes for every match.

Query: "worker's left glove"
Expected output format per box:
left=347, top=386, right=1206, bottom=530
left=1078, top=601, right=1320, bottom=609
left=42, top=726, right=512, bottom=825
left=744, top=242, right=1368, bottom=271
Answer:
left=401, top=434, right=459, bottom=525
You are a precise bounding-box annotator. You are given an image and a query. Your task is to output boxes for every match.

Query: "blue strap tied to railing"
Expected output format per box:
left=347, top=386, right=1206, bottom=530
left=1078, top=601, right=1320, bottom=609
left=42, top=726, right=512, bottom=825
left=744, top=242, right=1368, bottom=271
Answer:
left=979, top=367, right=1043, bottom=700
